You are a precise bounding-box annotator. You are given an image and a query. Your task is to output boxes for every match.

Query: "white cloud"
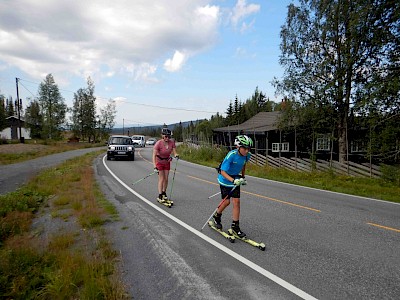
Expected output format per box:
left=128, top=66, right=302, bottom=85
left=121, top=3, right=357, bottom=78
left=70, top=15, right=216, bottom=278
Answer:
left=230, top=0, right=260, bottom=31
left=0, top=1, right=220, bottom=84
left=112, top=96, right=127, bottom=106
left=164, top=50, right=187, bottom=72
left=240, top=18, right=256, bottom=33
left=124, top=63, right=158, bottom=82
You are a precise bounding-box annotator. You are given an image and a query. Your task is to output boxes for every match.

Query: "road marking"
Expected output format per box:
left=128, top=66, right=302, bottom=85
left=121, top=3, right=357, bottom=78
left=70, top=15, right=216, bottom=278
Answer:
left=137, top=149, right=151, bottom=163
left=103, top=156, right=318, bottom=300
left=187, top=174, right=320, bottom=212
left=367, top=223, right=400, bottom=233
left=244, top=191, right=321, bottom=212
left=187, top=175, right=219, bottom=186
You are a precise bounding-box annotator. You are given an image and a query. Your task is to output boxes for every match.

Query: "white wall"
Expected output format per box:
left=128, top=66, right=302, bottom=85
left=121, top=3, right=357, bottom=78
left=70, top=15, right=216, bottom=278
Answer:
left=0, top=127, right=31, bottom=140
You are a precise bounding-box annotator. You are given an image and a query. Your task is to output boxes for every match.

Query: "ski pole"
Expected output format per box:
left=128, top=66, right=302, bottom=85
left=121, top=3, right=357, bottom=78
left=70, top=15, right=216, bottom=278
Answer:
left=200, top=185, right=236, bottom=231
left=168, top=157, right=179, bottom=200
left=208, top=191, right=221, bottom=199
left=132, top=171, right=157, bottom=186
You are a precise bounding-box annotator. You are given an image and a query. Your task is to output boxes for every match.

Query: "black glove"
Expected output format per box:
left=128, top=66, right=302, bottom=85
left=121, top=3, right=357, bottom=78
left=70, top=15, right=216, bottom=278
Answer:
left=175, top=154, right=179, bottom=160
left=153, top=167, right=159, bottom=174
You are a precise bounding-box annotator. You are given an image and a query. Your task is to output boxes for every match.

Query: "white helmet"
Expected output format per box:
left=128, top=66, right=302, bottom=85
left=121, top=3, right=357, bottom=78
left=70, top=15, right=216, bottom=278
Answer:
left=234, top=135, right=253, bottom=148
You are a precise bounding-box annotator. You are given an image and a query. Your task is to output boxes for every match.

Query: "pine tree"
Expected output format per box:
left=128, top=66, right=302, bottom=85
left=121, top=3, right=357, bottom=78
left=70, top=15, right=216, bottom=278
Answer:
left=6, top=97, right=15, bottom=117
left=225, top=101, right=234, bottom=125
left=24, top=100, right=43, bottom=138
left=0, top=94, right=6, bottom=130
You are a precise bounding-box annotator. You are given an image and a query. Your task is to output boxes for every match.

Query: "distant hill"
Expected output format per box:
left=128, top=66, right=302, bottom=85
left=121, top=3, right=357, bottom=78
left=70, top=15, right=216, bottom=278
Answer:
left=111, top=119, right=206, bottom=135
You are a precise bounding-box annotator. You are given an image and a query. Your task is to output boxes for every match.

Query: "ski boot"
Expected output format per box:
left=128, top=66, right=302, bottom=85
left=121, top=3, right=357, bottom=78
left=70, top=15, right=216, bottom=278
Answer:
left=230, top=221, right=246, bottom=238
left=213, top=212, right=223, bottom=230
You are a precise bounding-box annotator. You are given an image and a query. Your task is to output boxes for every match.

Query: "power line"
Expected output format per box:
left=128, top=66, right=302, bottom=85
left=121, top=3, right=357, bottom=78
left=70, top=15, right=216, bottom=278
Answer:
left=115, top=99, right=217, bottom=113
left=18, top=81, right=37, bottom=99
left=18, top=78, right=218, bottom=114
left=123, top=119, right=163, bottom=126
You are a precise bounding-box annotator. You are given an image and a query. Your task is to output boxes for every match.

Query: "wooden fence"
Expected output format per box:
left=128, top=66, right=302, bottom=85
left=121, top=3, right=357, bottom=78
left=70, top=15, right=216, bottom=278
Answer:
left=183, top=142, right=383, bottom=178
left=249, top=153, right=382, bottom=178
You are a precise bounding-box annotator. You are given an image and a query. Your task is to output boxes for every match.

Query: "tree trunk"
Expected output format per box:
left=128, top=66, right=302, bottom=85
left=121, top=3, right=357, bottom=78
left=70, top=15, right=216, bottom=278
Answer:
left=338, top=114, right=347, bottom=164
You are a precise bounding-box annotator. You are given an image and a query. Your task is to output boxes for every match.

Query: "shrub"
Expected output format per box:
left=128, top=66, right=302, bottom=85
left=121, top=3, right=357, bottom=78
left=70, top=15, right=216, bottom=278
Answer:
left=380, top=164, right=400, bottom=186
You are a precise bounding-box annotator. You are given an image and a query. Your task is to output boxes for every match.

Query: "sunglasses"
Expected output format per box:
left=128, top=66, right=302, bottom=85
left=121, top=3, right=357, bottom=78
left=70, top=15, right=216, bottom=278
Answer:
left=163, top=135, right=171, bottom=138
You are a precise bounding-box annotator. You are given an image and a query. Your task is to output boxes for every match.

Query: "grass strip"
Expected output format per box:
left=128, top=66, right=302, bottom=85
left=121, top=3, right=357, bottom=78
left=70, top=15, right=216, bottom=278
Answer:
left=0, top=150, right=128, bottom=299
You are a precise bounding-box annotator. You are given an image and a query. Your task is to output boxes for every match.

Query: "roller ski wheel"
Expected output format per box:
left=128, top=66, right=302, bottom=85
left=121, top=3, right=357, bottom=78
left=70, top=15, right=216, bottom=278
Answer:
left=208, top=221, right=235, bottom=243
left=162, top=195, right=173, bottom=206
left=228, top=229, right=265, bottom=251
left=157, top=198, right=172, bottom=208
left=258, top=243, right=266, bottom=251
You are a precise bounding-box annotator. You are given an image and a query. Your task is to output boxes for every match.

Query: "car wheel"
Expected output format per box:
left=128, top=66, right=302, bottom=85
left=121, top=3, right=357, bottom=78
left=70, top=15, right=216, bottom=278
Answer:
left=107, top=155, right=110, bottom=160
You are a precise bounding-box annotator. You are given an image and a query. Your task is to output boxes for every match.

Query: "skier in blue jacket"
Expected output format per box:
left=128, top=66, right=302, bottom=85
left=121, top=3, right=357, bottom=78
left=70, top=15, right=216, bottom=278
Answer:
left=213, top=135, right=252, bottom=238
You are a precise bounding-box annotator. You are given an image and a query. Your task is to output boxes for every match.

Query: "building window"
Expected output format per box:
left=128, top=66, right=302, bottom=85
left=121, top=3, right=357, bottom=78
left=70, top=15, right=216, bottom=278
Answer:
left=272, top=142, right=289, bottom=152
left=351, top=140, right=367, bottom=153
left=316, top=136, right=330, bottom=151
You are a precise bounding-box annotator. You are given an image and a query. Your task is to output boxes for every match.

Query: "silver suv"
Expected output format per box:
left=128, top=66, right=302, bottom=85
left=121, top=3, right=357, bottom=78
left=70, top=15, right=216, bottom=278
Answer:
left=107, top=135, right=135, bottom=161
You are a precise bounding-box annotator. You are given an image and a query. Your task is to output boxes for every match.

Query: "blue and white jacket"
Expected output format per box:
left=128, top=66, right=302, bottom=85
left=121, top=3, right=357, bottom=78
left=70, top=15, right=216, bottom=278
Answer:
left=217, top=149, right=251, bottom=187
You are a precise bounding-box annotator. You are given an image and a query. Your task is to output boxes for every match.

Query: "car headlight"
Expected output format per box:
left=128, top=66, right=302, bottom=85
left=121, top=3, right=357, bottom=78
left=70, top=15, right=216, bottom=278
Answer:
left=109, top=146, right=115, bottom=151
left=128, top=146, right=133, bottom=151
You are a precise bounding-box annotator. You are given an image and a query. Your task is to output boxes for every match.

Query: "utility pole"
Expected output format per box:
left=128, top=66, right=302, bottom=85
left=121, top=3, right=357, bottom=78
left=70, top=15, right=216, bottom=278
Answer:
left=80, top=96, right=83, bottom=140
left=15, top=78, right=24, bottom=143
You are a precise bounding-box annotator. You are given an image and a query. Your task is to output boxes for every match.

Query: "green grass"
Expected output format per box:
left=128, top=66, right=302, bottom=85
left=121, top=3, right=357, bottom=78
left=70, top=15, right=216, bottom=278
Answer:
left=178, top=145, right=400, bottom=203
left=0, top=150, right=128, bottom=299
left=178, top=143, right=228, bottom=167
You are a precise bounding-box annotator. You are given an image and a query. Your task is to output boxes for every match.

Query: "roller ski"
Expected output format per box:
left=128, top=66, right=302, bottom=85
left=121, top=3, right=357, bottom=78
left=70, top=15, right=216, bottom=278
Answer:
left=228, top=224, right=265, bottom=251
left=208, top=221, right=235, bottom=243
left=162, top=194, right=173, bottom=206
left=157, top=196, right=172, bottom=208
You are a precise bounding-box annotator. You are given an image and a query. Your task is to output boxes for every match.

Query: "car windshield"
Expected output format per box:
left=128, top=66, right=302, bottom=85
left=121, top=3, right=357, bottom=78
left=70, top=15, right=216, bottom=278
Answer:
left=132, top=137, right=141, bottom=140
left=110, top=138, right=131, bottom=145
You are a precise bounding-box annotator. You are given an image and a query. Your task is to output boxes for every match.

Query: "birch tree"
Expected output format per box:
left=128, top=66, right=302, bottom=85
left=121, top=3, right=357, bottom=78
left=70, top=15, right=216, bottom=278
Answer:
left=275, top=0, right=399, bottom=163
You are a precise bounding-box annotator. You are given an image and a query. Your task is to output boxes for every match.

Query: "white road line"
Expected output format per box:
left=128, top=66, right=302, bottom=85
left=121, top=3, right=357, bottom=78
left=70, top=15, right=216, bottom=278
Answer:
left=103, top=156, right=318, bottom=300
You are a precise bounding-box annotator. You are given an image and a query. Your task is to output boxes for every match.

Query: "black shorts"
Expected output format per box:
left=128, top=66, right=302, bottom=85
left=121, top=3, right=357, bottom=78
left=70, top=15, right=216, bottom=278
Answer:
left=220, top=185, right=240, bottom=199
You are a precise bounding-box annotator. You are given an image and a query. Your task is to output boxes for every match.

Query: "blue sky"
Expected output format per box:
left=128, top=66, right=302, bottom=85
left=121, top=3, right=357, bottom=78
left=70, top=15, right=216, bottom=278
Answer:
left=0, top=0, right=294, bottom=127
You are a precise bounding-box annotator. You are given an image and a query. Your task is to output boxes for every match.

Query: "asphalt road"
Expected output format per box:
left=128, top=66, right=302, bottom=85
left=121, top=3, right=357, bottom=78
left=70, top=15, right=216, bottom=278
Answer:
left=94, top=147, right=400, bottom=300
left=2, top=146, right=399, bottom=299
left=0, top=147, right=105, bottom=195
